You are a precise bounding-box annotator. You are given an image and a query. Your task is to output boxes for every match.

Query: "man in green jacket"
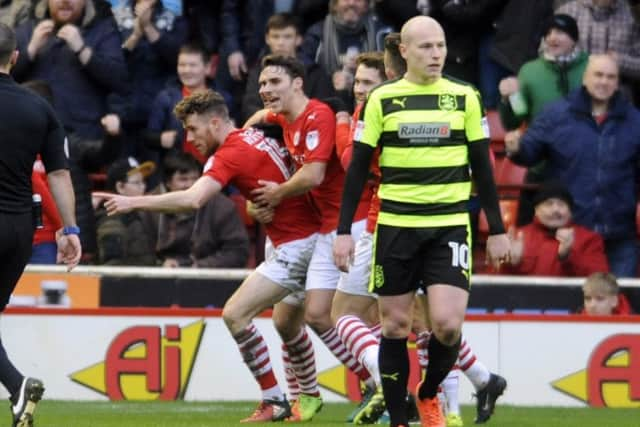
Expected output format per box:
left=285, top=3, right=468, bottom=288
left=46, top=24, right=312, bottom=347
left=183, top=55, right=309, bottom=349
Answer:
left=497, top=13, right=588, bottom=225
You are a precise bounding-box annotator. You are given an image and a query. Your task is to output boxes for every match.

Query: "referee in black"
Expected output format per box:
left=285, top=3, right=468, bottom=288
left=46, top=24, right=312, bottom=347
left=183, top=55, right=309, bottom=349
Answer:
left=0, top=23, right=81, bottom=427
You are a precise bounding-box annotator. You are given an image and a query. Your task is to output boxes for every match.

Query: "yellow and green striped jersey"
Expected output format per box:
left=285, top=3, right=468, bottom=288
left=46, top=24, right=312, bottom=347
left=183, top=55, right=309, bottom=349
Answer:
left=356, top=76, right=489, bottom=228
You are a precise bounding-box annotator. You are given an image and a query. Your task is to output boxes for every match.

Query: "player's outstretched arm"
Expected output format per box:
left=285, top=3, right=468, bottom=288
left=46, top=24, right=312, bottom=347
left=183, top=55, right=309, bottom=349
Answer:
left=94, top=176, right=222, bottom=215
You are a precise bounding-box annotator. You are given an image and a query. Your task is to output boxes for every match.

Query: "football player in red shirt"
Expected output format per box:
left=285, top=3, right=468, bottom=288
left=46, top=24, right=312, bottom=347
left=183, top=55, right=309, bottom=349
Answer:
left=245, top=55, right=376, bottom=407
left=96, top=90, right=325, bottom=422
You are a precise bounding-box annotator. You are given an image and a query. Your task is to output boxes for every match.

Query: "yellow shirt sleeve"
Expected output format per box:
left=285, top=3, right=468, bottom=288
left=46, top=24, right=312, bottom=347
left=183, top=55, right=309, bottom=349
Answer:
left=465, top=88, right=490, bottom=143
left=357, top=91, right=384, bottom=148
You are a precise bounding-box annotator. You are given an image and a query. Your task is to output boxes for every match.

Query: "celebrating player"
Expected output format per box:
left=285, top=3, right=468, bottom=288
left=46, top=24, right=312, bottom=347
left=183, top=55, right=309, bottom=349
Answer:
left=96, top=90, right=324, bottom=423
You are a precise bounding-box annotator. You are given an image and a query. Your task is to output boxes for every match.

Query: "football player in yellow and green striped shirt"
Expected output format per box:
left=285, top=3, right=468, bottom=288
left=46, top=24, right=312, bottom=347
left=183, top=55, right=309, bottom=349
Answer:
left=333, top=16, right=509, bottom=427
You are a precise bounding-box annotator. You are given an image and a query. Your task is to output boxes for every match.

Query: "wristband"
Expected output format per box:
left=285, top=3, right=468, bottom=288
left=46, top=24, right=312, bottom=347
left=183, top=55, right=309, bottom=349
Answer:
left=74, top=44, right=86, bottom=55
left=62, top=226, right=81, bottom=235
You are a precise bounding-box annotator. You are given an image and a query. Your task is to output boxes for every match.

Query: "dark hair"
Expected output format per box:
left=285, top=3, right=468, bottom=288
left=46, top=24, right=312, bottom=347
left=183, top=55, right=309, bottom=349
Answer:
left=21, top=80, right=54, bottom=105
left=261, top=54, right=305, bottom=80
left=533, top=180, right=574, bottom=209
left=162, top=152, right=202, bottom=183
left=0, top=23, right=16, bottom=65
left=178, top=42, right=210, bottom=65
left=356, top=51, right=386, bottom=82
left=174, top=90, right=229, bottom=122
left=384, top=32, right=406, bottom=76
left=266, top=12, right=301, bottom=35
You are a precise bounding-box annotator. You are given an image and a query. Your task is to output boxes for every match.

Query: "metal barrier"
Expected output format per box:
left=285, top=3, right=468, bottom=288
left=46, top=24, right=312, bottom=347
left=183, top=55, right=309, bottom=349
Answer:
left=23, top=265, right=640, bottom=287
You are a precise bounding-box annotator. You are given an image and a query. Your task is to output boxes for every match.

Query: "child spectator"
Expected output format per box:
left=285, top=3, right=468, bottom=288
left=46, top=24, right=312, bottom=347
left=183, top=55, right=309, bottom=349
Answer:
left=96, top=157, right=158, bottom=266
left=582, top=272, right=633, bottom=315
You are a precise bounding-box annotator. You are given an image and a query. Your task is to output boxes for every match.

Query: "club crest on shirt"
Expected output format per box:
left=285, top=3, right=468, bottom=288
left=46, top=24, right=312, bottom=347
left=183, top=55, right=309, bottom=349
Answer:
left=438, top=93, right=458, bottom=111
left=293, top=131, right=301, bottom=146
left=306, top=130, right=319, bottom=151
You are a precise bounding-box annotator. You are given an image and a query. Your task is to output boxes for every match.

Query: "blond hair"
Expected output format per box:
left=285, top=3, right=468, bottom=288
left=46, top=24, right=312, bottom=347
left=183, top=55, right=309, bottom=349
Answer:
left=583, top=272, right=619, bottom=296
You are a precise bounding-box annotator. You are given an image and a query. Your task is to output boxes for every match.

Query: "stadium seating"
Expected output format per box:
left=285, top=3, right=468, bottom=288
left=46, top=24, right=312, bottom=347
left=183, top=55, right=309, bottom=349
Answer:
left=477, top=199, right=519, bottom=237
left=493, top=156, right=527, bottom=197
left=486, top=109, right=506, bottom=154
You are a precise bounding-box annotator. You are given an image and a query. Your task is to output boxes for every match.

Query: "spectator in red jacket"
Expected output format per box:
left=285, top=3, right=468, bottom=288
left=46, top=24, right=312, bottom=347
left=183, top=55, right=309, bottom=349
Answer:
left=582, top=272, right=633, bottom=315
left=501, top=180, right=609, bottom=276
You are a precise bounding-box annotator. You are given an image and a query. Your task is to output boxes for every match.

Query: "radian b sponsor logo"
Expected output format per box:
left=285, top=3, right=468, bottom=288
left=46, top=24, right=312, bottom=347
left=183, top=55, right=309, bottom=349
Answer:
left=398, top=123, right=450, bottom=139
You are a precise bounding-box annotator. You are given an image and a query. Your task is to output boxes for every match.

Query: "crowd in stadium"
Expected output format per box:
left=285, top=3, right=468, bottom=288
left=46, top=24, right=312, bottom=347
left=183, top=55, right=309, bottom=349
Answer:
left=1, top=0, right=638, bottom=278
left=1, top=1, right=639, bottom=426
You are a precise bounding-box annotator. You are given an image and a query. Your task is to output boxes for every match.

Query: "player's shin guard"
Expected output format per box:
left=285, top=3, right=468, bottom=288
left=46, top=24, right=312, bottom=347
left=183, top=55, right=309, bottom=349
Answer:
left=283, top=328, right=320, bottom=397
left=336, top=315, right=381, bottom=385
left=379, top=336, right=409, bottom=426
left=281, top=345, right=300, bottom=401
left=318, top=327, right=374, bottom=387
left=418, top=335, right=460, bottom=400
left=416, top=330, right=431, bottom=369
left=458, top=336, right=490, bottom=391
left=233, top=323, right=282, bottom=400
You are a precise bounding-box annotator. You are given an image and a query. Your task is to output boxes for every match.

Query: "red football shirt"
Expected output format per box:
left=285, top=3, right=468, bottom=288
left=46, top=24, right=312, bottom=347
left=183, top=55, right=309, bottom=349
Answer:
left=268, top=99, right=366, bottom=233
left=339, top=104, right=381, bottom=234
left=204, top=128, right=320, bottom=246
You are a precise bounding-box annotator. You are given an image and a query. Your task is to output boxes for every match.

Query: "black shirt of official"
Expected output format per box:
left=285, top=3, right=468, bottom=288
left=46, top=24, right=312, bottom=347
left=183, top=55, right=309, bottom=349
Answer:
left=0, top=72, right=68, bottom=213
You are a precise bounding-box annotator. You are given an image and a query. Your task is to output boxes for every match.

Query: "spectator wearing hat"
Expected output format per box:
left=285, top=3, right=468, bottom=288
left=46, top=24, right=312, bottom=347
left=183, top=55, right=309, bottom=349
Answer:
left=498, top=13, right=589, bottom=225
left=501, top=181, right=609, bottom=276
left=557, top=0, right=640, bottom=103
left=506, top=54, right=640, bottom=277
left=96, top=157, right=158, bottom=265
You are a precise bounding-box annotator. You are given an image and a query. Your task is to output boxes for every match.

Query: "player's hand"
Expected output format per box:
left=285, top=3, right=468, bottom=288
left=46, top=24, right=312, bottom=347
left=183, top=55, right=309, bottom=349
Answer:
left=93, top=192, right=135, bottom=215
left=246, top=200, right=274, bottom=224
left=486, top=233, right=510, bottom=271
left=28, top=20, right=55, bottom=59
left=55, top=230, right=82, bottom=271
left=506, top=226, right=523, bottom=266
left=556, top=227, right=575, bottom=259
left=333, top=234, right=355, bottom=273
left=57, top=24, right=84, bottom=53
left=251, top=180, right=283, bottom=208
left=228, top=51, right=248, bottom=81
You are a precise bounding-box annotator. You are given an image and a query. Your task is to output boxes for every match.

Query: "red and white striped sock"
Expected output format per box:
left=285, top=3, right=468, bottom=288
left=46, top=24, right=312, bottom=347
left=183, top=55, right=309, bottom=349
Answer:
left=233, top=323, right=282, bottom=401
left=370, top=323, right=382, bottom=341
left=284, top=328, right=320, bottom=397
left=281, top=344, right=300, bottom=401
left=318, top=327, right=374, bottom=388
left=416, top=330, right=431, bottom=369
left=457, top=335, right=490, bottom=390
left=336, top=315, right=380, bottom=386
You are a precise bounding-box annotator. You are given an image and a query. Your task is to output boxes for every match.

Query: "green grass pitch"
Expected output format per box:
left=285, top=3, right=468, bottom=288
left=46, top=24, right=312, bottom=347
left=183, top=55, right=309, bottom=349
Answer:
left=6, top=401, right=639, bottom=426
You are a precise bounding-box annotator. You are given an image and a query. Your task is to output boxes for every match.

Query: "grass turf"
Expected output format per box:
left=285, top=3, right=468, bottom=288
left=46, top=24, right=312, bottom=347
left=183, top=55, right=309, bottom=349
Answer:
left=5, top=400, right=639, bottom=426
